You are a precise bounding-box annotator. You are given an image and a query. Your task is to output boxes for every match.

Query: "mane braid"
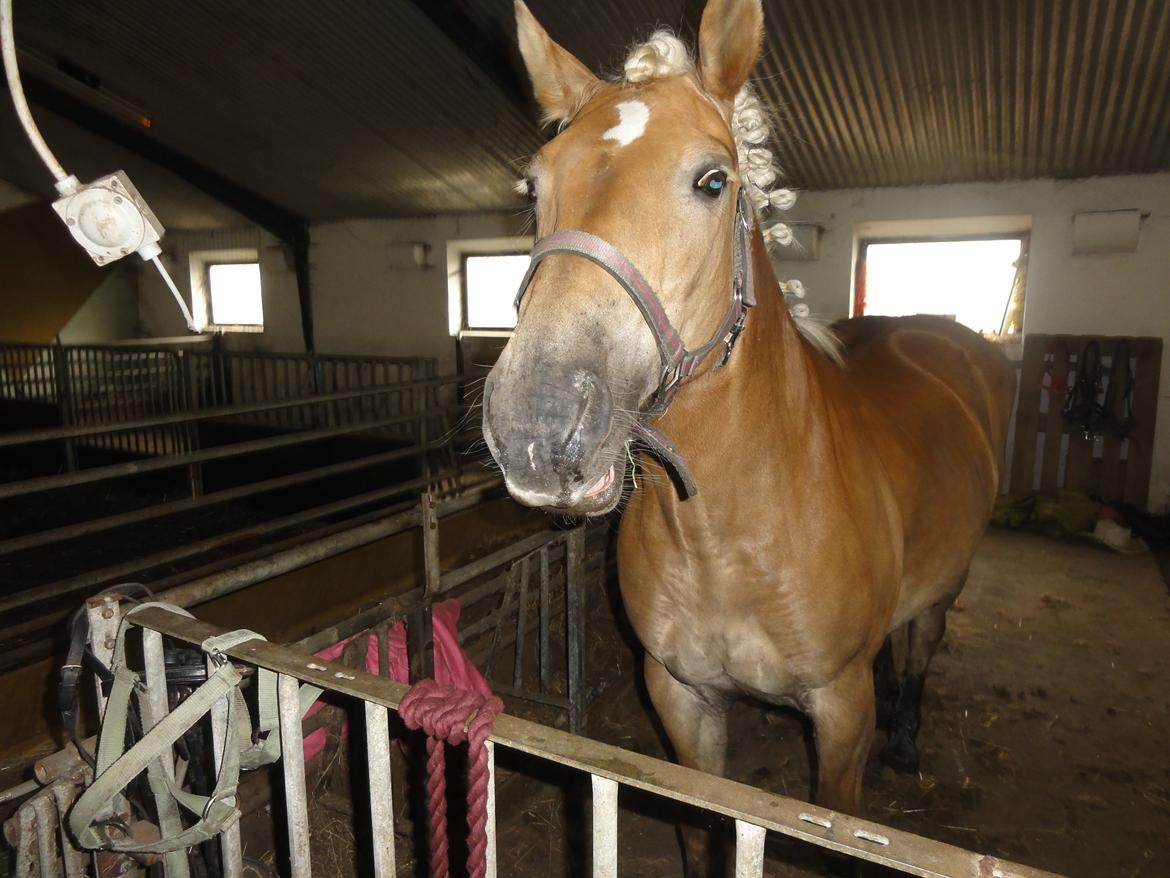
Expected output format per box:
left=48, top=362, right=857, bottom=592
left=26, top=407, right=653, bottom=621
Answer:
left=621, top=31, right=843, bottom=367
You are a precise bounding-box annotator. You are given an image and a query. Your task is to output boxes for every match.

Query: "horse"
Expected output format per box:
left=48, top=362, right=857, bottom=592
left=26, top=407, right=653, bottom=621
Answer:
left=483, top=0, right=1015, bottom=869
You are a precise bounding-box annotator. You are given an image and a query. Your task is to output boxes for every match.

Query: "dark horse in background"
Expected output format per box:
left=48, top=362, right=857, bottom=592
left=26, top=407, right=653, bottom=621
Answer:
left=483, top=0, right=1014, bottom=871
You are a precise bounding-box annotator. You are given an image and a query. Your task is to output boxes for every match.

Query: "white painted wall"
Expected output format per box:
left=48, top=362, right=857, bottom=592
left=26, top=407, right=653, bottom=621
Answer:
left=775, top=173, right=1170, bottom=511
left=310, top=212, right=529, bottom=374
left=59, top=264, right=140, bottom=342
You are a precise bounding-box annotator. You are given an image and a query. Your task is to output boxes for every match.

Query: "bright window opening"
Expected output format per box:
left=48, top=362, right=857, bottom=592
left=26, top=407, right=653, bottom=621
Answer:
left=463, top=254, right=528, bottom=330
left=857, top=237, right=1026, bottom=336
left=207, top=262, right=263, bottom=326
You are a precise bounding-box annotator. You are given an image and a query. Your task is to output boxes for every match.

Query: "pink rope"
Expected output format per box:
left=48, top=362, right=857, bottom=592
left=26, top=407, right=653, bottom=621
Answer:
left=399, top=678, right=503, bottom=878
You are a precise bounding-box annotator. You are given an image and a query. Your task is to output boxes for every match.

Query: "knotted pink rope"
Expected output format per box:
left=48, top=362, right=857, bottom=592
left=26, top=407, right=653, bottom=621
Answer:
left=398, top=678, right=503, bottom=878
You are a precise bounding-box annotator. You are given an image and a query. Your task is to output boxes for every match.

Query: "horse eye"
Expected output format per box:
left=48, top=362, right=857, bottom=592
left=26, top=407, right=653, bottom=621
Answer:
left=695, top=169, right=728, bottom=198
left=514, top=177, right=537, bottom=202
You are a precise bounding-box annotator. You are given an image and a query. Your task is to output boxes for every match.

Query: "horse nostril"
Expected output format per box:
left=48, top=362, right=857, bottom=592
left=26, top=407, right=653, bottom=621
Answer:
left=553, top=370, right=612, bottom=472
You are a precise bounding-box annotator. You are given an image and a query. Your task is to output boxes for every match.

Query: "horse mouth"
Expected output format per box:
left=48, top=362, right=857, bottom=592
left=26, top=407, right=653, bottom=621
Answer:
left=583, top=465, right=615, bottom=498
left=571, top=458, right=625, bottom=515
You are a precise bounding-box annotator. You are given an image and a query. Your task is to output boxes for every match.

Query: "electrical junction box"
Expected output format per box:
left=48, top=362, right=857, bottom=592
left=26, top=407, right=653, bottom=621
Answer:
left=51, top=170, right=165, bottom=265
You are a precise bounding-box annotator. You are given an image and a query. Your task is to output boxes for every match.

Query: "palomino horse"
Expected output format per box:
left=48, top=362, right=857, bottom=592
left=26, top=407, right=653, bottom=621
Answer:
left=484, top=0, right=1014, bottom=867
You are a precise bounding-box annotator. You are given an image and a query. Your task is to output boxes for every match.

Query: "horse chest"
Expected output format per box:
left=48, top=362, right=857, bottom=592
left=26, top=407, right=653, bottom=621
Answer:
left=620, top=550, right=846, bottom=695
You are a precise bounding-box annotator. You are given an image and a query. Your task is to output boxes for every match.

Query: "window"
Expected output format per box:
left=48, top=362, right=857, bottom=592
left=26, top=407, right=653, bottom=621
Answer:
left=446, top=236, right=533, bottom=336
left=855, top=236, right=1027, bottom=336
left=208, top=262, right=263, bottom=326
left=462, top=253, right=528, bottom=330
left=189, top=247, right=263, bottom=332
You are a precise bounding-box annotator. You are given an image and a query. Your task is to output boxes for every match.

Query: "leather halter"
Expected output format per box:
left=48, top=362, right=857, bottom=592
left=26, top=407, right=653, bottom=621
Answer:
left=512, top=188, right=757, bottom=499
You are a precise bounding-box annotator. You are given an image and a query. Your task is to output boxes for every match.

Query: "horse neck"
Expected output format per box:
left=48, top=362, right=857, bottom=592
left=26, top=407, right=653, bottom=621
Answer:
left=648, top=234, right=831, bottom=506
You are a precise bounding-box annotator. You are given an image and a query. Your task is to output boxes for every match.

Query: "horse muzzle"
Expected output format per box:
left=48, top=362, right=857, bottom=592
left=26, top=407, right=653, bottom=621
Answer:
left=482, top=367, right=621, bottom=513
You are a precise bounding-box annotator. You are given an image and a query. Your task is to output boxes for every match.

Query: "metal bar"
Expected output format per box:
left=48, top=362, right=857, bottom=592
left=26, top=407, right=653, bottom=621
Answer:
left=142, top=629, right=193, bottom=878
left=0, top=404, right=461, bottom=500
left=86, top=595, right=120, bottom=721
left=591, top=774, right=618, bottom=878
left=207, top=649, right=244, bottom=878
left=1, top=475, right=495, bottom=627
left=127, top=610, right=1068, bottom=878
left=0, top=439, right=450, bottom=558
left=539, top=546, right=550, bottom=695
left=484, top=563, right=520, bottom=682
left=365, top=701, right=397, bottom=877
left=160, top=509, right=419, bottom=609
left=734, top=820, right=767, bottom=878
left=30, top=794, right=61, bottom=878
left=566, top=528, right=586, bottom=734
left=0, top=374, right=463, bottom=448
left=437, top=530, right=559, bottom=593
left=421, top=491, right=440, bottom=596
left=485, top=740, right=498, bottom=878
left=278, top=673, right=312, bottom=878
left=513, top=555, right=530, bottom=688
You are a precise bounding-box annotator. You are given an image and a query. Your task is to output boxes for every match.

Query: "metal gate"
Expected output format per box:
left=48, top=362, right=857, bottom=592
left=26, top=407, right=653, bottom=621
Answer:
left=4, top=600, right=1063, bottom=878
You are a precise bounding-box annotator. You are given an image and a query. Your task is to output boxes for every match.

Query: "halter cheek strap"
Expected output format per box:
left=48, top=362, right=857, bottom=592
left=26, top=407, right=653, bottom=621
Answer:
left=511, top=188, right=757, bottom=498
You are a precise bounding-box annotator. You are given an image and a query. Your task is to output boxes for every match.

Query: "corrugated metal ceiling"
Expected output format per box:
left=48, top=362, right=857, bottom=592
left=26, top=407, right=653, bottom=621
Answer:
left=2, top=0, right=1168, bottom=222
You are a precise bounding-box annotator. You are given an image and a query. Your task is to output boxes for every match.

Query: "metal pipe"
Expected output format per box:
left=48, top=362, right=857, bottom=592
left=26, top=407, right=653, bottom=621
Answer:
left=566, top=528, right=586, bottom=735
left=0, top=404, right=463, bottom=500
left=208, top=652, right=243, bottom=878
left=485, top=740, right=498, bottom=878
left=364, top=701, right=397, bottom=878
left=735, top=820, right=767, bottom=878
left=278, top=673, right=312, bottom=878
left=0, top=477, right=498, bottom=628
left=0, top=373, right=461, bottom=449
left=0, top=778, right=39, bottom=805
left=591, top=775, right=618, bottom=878
left=142, top=629, right=192, bottom=878
left=437, top=530, right=560, bottom=593
left=0, top=438, right=449, bottom=557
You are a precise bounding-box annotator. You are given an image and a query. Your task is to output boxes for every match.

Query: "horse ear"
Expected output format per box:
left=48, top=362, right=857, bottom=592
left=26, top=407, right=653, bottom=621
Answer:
left=698, top=0, right=764, bottom=102
left=515, top=1, right=600, bottom=124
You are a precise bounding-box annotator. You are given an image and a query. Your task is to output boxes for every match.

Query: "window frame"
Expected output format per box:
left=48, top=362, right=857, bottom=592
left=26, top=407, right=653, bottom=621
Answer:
left=853, top=232, right=1029, bottom=337
left=446, top=236, right=534, bottom=338
left=460, top=250, right=530, bottom=333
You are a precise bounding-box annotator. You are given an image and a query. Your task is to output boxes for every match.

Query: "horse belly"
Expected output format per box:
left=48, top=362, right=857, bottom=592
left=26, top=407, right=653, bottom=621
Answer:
left=839, top=316, right=1015, bottom=626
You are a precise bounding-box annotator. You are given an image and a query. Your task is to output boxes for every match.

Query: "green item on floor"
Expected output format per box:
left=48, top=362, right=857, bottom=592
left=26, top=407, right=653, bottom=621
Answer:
left=992, top=491, right=1102, bottom=539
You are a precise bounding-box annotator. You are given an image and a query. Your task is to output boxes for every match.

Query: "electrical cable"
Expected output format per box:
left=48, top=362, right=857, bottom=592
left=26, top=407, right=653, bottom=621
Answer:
left=0, top=0, right=77, bottom=194
left=4, top=0, right=200, bottom=332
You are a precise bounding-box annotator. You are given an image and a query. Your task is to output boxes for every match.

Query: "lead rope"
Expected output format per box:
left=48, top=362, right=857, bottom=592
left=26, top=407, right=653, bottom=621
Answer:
left=397, top=678, right=504, bottom=878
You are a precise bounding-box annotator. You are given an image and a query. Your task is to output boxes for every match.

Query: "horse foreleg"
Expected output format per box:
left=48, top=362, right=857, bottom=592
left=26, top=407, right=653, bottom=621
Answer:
left=880, top=588, right=958, bottom=774
left=806, top=659, right=876, bottom=814
left=644, top=654, right=732, bottom=878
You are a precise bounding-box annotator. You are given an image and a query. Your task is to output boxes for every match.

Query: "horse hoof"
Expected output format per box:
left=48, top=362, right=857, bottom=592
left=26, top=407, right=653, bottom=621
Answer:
left=879, top=734, right=920, bottom=775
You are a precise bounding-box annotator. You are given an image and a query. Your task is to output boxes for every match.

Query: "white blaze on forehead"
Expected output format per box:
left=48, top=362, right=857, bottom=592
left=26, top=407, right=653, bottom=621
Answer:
left=602, top=100, right=651, bottom=147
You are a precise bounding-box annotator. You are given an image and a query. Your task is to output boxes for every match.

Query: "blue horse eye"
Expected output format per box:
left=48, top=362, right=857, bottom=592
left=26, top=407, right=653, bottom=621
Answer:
left=696, top=169, right=728, bottom=198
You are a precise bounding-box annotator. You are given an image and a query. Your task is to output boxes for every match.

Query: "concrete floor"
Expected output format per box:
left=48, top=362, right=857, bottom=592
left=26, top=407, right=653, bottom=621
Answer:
left=493, top=527, right=1170, bottom=877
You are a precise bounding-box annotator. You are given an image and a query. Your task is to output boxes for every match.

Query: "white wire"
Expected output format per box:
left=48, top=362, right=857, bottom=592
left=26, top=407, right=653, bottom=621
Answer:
left=1, top=0, right=75, bottom=191
left=151, top=255, right=198, bottom=331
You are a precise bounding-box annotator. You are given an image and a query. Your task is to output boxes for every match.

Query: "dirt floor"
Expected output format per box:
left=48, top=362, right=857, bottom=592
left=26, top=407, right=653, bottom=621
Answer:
left=489, top=526, right=1170, bottom=878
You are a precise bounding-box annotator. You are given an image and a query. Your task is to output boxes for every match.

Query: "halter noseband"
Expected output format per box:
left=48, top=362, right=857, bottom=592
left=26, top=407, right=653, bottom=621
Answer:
left=511, top=189, right=757, bottom=500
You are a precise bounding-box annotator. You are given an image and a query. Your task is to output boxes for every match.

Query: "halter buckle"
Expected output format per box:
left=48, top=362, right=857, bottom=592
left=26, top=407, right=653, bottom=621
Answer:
left=717, top=308, right=748, bottom=369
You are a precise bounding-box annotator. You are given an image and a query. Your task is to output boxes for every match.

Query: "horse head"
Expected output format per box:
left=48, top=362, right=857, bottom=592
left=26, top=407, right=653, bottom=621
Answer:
left=483, top=0, right=776, bottom=514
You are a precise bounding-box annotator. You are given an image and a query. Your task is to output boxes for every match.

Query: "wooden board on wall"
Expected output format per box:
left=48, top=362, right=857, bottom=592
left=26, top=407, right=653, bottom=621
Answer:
left=1008, top=334, right=1163, bottom=509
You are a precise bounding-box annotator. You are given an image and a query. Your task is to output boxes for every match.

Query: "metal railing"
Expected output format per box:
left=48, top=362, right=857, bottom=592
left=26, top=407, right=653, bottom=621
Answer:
left=0, top=340, right=438, bottom=458
left=101, top=605, right=1060, bottom=878
left=0, top=340, right=490, bottom=668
